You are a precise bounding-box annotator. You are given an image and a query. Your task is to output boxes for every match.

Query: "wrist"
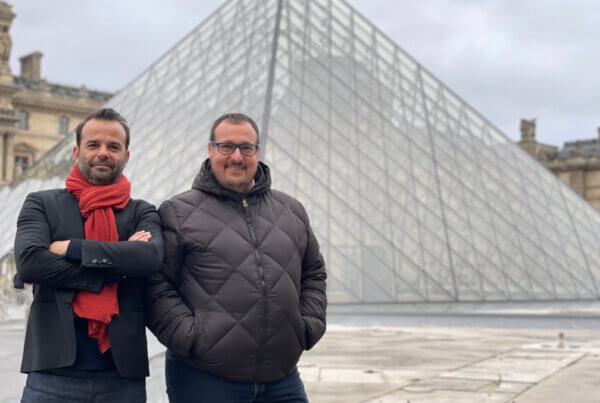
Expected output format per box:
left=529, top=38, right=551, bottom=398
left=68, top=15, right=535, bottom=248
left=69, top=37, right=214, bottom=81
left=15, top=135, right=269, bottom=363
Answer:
left=49, top=240, right=71, bottom=256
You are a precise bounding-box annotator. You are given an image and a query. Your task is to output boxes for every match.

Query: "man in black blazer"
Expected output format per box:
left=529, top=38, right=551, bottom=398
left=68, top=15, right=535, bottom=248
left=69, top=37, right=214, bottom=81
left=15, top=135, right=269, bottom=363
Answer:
left=15, top=108, right=164, bottom=402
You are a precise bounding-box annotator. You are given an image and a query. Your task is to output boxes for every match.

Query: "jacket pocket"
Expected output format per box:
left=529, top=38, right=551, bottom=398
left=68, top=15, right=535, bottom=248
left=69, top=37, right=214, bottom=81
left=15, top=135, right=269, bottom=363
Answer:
left=193, top=309, right=206, bottom=339
left=190, top=309, right=207, bottom=356
left=293, top=309, right=307, bottom=350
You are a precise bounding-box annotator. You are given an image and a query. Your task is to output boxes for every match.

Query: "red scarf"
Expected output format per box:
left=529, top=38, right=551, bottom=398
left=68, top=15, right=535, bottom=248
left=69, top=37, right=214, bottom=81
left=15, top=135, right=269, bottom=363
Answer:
left=65, top=164, right=131, bottom=353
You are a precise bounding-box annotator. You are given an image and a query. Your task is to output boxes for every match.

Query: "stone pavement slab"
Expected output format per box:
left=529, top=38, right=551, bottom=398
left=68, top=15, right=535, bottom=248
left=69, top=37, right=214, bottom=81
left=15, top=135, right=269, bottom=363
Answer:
left=407, top=377, right=529, bottom=394
left=513, top=355, right=600, bottom=403
left=364, top=389, right=510, bottom=403
left=320, top=368, right=385, bottom=383
left=439, top=350, right=584, bottom=383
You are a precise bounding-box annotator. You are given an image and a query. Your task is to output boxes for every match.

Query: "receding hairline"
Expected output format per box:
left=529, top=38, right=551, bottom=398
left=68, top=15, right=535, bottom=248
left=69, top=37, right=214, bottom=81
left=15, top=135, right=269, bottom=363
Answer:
left=212, top=119, right=259, bottom=143
left=79, top=118, right=129, bottom=144
left=209, top=113, right=260, bottom=144
left=75, top=107, right=131, bottom=149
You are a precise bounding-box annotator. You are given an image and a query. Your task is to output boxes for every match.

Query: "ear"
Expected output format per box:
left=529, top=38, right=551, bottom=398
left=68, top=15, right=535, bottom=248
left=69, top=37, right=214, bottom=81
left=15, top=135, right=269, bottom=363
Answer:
left=125, top=150, right=130, bottom=164
left=72, top=146, right=79, bottom=163
left=208, top=142, right=213, bottom=154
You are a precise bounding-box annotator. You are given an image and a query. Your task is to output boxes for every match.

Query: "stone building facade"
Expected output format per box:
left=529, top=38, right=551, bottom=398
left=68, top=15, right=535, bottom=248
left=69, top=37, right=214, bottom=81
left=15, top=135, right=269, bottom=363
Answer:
left=518, top=118, right=600, bottom=211
left=0, top=2, right=111, bottom=187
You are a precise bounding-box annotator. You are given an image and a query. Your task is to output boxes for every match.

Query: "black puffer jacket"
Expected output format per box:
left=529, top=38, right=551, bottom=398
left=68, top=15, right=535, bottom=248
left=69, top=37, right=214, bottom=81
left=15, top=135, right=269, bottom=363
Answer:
left=146, top=160, right=327, bottom=383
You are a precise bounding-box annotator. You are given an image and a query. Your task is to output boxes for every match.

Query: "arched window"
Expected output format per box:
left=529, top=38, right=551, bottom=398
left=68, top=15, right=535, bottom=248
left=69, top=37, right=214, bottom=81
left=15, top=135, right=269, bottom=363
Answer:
left=13, top=143, right=37, bottom=178
left=14, top=155, right=29, bottom=177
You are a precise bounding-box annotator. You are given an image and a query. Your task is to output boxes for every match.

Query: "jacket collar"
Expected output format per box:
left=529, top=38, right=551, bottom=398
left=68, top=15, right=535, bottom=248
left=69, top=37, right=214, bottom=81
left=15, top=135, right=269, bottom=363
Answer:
left=192, top=159, right=271, bottom=199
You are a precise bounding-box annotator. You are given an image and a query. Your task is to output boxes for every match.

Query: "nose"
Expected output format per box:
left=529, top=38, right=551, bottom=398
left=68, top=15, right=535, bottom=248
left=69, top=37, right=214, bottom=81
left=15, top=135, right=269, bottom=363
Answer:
left=97, top=145, right=109, bottom=159
left=230, top=147, right=244, bottom=161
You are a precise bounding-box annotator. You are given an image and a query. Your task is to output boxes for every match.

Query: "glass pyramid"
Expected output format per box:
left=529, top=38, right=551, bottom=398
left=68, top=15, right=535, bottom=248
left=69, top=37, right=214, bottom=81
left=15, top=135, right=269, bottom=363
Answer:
left=1, top=0, right=599, bottom=303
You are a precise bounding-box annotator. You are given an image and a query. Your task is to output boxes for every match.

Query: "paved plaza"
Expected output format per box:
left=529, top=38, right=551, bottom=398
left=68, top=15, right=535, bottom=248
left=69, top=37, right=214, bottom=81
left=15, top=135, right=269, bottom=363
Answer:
left=1, top=308, right=599, bottom=402
left=299, top=325, right=600, bottom=402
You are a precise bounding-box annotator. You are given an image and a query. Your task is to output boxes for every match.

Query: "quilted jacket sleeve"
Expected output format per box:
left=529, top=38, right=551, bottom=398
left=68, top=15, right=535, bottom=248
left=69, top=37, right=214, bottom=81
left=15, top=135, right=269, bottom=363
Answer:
left=145, top=200, right=199, bottom=357
left=298, top=202, right=327, bottom=350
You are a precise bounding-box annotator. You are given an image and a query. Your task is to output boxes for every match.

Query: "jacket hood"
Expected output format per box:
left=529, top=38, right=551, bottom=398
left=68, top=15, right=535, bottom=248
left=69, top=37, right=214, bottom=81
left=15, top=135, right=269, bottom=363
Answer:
left=192, top=159, right=271, bottom=198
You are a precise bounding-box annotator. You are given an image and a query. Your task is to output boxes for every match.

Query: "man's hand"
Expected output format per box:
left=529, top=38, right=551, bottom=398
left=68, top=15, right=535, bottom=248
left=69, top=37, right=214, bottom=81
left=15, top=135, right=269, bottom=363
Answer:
left=129, top=230, right=152, bottom=242
left=49, top=240, right=70, bottom=256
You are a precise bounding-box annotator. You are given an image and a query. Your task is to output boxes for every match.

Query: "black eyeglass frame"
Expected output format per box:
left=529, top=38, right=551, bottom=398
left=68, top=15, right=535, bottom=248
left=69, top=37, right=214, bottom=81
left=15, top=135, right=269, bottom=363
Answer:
left=210, top=141, right=260, bottom=156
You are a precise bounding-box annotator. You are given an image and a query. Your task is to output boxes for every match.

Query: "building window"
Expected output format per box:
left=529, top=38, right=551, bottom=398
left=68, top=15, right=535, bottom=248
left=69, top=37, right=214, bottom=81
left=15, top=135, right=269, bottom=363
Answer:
left=17, top=111, right=28, bottom=130
left=59, top=116, right=69, bottom=134
left=14, top=155, right=30, bottom=177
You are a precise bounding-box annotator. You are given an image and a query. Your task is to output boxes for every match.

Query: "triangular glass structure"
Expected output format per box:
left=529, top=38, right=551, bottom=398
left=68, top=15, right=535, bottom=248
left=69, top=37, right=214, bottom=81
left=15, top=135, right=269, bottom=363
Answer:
left=1, top=0, right=599, bottom=303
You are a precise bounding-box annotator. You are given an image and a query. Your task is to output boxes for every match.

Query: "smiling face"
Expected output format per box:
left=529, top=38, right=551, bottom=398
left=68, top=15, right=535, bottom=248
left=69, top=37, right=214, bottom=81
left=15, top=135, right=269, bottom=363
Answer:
left=208, top=119, right=259, bottom=194
left=73, top=119, right=130, bottom=185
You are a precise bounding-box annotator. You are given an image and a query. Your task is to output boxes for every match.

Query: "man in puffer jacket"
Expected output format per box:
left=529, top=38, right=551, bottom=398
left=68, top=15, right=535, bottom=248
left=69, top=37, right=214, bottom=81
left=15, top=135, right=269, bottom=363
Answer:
left=146, top=113, right=327, bottom=402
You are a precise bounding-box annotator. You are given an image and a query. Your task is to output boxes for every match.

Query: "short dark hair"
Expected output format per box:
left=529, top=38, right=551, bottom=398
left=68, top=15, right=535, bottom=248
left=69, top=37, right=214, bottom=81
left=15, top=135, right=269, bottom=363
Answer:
left=75, top=108, right=131, bottom=149
left=210, top=113, right=260, bottom=144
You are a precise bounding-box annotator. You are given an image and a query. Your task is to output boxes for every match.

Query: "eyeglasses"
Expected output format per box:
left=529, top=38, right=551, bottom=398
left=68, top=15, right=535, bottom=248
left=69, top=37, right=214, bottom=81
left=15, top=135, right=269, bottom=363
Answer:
left=211, top=142, right=260, bottom=156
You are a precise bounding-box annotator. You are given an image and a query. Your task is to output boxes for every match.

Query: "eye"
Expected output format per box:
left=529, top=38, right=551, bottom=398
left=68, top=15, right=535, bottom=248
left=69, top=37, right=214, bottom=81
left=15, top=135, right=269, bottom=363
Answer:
left=240, top=145, right=257, bottom=155
left=219, top=143, right=235, bottom=153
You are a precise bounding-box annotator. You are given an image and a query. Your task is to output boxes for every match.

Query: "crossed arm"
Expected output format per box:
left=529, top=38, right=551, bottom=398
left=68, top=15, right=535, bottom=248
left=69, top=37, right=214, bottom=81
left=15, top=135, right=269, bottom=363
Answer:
left=15, top=193, right=164, bottom=292
left=48, top=230, right=152, bottom=256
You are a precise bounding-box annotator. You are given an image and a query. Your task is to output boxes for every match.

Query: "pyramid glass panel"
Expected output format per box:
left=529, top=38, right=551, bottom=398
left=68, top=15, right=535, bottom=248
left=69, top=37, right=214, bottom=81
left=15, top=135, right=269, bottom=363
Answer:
left=0, top=0, right=599, bottom=303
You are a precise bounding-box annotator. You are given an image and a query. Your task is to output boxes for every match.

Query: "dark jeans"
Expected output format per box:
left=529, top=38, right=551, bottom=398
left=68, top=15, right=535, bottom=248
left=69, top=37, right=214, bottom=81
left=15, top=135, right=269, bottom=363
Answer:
left=21, top=370, right=146, bottom=403
left=165, top=350, right=308, bottom=403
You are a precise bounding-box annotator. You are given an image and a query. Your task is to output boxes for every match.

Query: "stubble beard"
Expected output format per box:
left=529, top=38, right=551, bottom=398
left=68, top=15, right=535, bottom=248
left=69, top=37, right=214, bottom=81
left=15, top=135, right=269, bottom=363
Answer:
left=79, top=156, right=127, bottom=186
left=220, top=162, right=255, bottom=194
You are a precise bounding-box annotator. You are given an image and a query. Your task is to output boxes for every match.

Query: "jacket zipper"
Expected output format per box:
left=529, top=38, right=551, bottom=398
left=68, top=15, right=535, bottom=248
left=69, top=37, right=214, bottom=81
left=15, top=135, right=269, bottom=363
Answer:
left=241, top=196, right=267, bottom=379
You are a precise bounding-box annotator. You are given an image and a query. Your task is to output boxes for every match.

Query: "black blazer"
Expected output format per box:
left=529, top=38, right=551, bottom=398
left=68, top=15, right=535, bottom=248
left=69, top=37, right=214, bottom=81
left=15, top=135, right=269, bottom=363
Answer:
left=14, top=189, right=164, bottom=378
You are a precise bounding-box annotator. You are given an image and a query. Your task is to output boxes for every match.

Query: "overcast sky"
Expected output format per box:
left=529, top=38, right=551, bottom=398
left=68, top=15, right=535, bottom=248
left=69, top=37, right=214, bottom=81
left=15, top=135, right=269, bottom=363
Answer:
left=8, top=0, right=599, bottom=146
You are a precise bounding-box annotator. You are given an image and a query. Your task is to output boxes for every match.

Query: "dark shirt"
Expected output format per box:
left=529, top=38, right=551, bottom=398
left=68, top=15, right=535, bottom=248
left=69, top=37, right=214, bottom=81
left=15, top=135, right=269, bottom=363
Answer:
left=48, top=239, right=116, bottom=375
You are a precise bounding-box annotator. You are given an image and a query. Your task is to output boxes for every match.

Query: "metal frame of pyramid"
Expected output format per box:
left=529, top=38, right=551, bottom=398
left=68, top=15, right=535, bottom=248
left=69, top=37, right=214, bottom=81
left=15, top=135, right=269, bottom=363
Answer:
left=1, top=0, right=599, bottom=303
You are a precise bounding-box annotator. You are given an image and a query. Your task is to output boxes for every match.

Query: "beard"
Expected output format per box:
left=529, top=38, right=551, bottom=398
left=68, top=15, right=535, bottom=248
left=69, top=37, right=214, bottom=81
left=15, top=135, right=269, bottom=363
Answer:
left=79, top=156, right=127, bottom=185
left=215, top=162, right=256, bottom=193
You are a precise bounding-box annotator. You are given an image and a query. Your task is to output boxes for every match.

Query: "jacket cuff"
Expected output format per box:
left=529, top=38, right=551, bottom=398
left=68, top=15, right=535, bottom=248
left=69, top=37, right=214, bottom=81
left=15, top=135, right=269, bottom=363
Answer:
left=66, top=239, right=82, bottom=261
